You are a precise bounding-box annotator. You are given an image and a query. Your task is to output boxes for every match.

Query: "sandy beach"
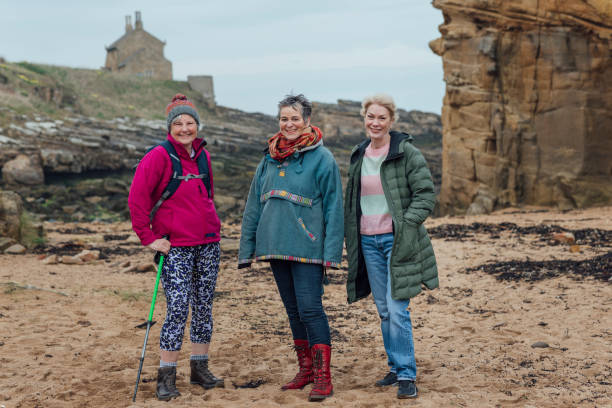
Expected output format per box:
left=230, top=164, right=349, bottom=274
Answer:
left=1, top=207, right=610, bottom=407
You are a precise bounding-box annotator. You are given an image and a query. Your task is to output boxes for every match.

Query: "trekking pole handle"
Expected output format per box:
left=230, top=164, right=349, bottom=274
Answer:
left=147, top=235, right=169, bottom=322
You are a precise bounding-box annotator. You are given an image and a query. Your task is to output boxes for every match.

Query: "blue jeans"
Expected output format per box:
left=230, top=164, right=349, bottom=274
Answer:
left=270, top=260, right=331, bottom=346
left=361, top=233, right=416, bottom=381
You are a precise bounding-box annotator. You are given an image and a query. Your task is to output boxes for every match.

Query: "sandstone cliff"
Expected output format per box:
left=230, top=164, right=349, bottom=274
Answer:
left=430, top=0, right=612, bottom=214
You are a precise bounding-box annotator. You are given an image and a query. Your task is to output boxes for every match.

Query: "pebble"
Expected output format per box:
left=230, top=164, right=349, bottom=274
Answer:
left=531, top=341, right=549, bottom=348
left=42, top=254, right=59, bottom=264
left=5, top=244, right=26, bottom=254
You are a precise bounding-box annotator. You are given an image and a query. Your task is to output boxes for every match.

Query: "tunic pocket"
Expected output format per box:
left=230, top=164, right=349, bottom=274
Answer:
left=297, top=217, right=317, bottom=242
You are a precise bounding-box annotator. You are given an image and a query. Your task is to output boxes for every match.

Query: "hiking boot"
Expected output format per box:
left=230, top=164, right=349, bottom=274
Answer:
left=375, top=371, right=398, bottom=387
left=308, top=344, right=333, bottom=402
left=397, top=380, right=418, bottom=399
left=190, top=359, right=225, bottom=389
left=156, top=366, right=181, bottom=401
left=281, top=339, right=314, bottom=390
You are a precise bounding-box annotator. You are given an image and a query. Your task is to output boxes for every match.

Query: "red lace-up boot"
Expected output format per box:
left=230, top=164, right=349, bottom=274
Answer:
left=281, top=339, right=314, bottom=390
left=308, top=344, right=333, bottom=401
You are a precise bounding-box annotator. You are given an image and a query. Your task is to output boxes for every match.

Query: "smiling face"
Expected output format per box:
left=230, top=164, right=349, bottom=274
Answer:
left=279, top=106, right=310, bottom=140
left=170, top=114, right=198, bottom=151
left=364, top=103, right=392, bottom=143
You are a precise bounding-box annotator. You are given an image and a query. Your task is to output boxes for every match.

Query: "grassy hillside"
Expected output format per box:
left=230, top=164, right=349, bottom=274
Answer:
left=0, top=60, right=210, bottom=120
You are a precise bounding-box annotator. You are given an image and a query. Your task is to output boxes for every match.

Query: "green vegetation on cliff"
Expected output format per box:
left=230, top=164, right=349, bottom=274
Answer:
left=0, top=61, right=209, bottom=120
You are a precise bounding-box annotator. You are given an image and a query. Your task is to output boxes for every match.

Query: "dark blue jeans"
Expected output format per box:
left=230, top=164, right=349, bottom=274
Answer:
left=270, top=260, right=331, bottom=346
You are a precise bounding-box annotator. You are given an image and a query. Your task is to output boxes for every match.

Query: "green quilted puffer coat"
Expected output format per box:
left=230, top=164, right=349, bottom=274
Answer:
left=344, top=131, right=439, bottom=303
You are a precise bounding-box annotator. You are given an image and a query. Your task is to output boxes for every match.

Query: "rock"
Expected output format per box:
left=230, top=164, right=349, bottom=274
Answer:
left=42, top=254, right=59, bottom=264
left=214, top=195, right=238, bottom=214
left=531, top=341, right=550, bottom=349
left=1, top=154, right=44, bottom=186
left=85, top=196, right=103, bottom=204
left=432, top=0, right=612, bottom=214
left=103, top=178, right=129, bottom=194
left=5, top=244, right=26, bottom=254
left=552, top=232, right=575, bottom=244
left=467, top=186, right=497, bottom=215
left=71, top=212, right=85, bottom=221
left=61, top=255, right=83, bottom=265
left=126, top=235, right=141, bottom=244
left=569, top=245, right=581, bottom=253
left=0, top=237, right=16, bottom=251
left=136, top=263, right=156, bottom=273
left=0, top=191, right=23, bottom=240
left=74, top=249, right=100, bottom=262
left=62, top=205, right=79, bottom=214
left=120, top=264, right=138, bottom=273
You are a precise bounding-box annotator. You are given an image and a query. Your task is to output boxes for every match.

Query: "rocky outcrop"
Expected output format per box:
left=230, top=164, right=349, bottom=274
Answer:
left=312, top=100, right=443, bottom=190
left=431, top=0, right=612, bottom=214
left=0, top=99, right=443, bottom=221
left=0, top=107, right=277, bottom=222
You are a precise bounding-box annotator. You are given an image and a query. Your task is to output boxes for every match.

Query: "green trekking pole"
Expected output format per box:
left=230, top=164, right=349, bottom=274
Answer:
left=132, top=236, right=168, bottom=402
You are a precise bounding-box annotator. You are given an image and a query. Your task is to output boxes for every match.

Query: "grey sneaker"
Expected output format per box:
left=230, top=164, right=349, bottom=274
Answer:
left=397, top=380, right=417, bottom=399
left=375, top=371, right=398, bottom=387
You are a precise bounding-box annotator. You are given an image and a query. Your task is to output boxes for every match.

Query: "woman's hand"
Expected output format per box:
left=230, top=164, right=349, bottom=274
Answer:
left=148, top=238, right=171, bottom=254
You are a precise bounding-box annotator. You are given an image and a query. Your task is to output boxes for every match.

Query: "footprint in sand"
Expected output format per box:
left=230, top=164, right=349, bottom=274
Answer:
left=436, top=385, right=461, bottom=393
left=497, top=395, right=528, bottom=406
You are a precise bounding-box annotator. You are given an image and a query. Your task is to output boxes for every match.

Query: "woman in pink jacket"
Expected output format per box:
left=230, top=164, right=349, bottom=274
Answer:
left=128, top=94, right=223, bottom=401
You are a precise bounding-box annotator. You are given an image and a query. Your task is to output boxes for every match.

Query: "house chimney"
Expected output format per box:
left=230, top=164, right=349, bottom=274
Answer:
left=135, top=11, right=143, bottom=30
left=125, top=15, right=133, bottom=33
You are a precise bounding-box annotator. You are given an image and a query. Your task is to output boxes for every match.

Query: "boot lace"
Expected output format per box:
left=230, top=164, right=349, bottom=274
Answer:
left=288, top=344, right=311, bottom=383
left=311, top=348, right=327, bottom=391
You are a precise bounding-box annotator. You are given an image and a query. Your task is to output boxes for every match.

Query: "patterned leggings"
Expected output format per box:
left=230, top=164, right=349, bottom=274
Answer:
left=159, top=242, right=220, bottom=351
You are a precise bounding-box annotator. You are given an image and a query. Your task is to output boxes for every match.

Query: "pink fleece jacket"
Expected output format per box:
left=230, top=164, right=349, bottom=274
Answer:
left=128, top=135, right=221, bottom=247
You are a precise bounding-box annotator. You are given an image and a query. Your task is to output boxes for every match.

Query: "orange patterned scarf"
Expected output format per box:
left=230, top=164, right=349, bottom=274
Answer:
left=268, top=125, right=323, bottom=161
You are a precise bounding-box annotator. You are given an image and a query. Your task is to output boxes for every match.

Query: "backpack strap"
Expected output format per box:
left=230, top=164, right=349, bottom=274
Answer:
left=148, top=141, right=213, bottom=222
left=149, top=141, right=183, bottom=223
left=196, top=151, right=212, bottom=199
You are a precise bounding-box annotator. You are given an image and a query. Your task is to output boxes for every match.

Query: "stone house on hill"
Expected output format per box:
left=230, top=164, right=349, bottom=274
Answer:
left=103, top=11, right=172, bottom=80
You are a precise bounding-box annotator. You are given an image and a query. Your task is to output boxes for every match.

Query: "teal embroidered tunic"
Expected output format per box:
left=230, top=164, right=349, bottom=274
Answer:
left=238, top=141, right=344, bottom=268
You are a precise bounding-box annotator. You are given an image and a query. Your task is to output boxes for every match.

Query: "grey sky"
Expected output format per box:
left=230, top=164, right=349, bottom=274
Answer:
left=1, top=1, right=444, bottom=115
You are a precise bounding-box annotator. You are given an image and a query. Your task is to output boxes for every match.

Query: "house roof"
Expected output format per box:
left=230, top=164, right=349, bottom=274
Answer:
left=106, top=28, right=165, bottom=51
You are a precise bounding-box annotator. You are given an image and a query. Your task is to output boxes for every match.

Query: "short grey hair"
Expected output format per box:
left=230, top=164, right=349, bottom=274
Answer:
left=360, top=93, right=397, bottom=123
left=278, top=94, right=312, bottom=122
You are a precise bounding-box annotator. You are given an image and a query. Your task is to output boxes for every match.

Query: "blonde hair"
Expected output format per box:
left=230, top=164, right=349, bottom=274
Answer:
left=360, top=93, right=397, bottom=123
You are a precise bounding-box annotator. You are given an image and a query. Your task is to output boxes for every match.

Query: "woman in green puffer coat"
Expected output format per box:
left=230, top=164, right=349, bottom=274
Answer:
left=344, top=93, right=439, bottom=400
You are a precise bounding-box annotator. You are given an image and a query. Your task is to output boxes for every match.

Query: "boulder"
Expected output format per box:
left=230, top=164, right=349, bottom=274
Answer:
left=2, top=154, right=44, bottom=186
left=0, top=190, right=23, bottom=240
left=466, top=186, right=497, bottom=215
